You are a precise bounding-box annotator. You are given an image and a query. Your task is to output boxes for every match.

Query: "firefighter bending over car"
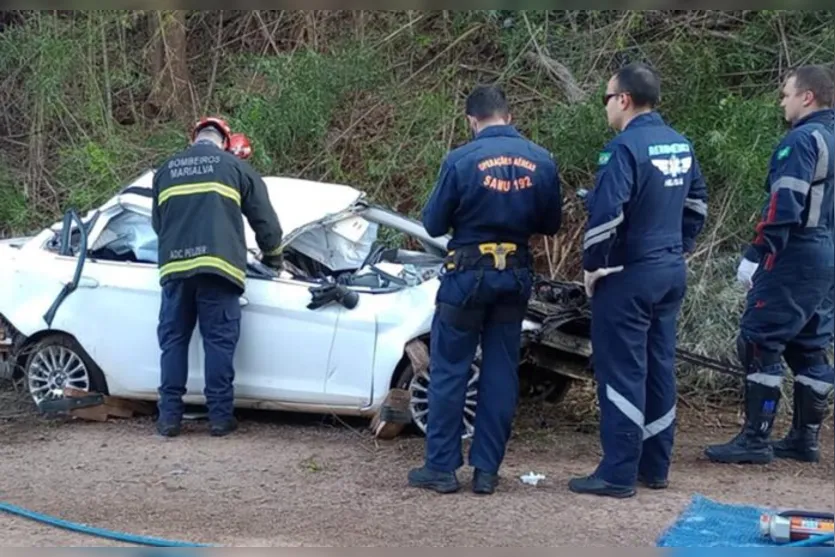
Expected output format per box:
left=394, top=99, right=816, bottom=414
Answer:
left=409, top=84, right=563, bottom=495
left=151, top=116, right=284, bottom=438
left=568, top=63, right=709, bottom=499
left=705, top=64, right=835, bottom=465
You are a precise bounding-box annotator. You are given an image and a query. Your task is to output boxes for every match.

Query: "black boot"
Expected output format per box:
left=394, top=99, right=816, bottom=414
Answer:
left=156, top=419, right=181, bottom=438
left=567, top=475, right=636, bottom=498
left=472, top=469, right=499, bottom=495
left=210, top=417, right=238, bottom=437
left=772, top=381, right=831, bottom=463
left=704, top=379, right=781, bottom=464
left=407, top=466, right=460, bottom=494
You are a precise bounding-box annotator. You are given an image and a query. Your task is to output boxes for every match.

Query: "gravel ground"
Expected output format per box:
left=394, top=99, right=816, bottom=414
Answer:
left=0, top=386, right=832, bottom=547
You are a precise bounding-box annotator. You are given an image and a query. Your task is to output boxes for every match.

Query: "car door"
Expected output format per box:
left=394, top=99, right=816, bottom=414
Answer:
left=320, top=288, right=377, bottom=408
left=52, top=207, right=203, bottom=399
left=230, top=274, right=339, bottom=405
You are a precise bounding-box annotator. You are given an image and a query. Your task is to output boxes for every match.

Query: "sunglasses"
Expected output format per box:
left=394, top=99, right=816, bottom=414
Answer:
left=602, top=92, right=622, bottom=106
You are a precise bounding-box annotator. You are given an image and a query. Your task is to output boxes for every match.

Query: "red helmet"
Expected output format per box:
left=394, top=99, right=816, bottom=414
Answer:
left=228, top=132, right=253, bottom=160
left=191, top=116, right=232, bottom=149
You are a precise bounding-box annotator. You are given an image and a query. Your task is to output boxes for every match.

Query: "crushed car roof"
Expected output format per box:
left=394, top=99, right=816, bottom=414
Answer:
left=109, top=169, right=366, bottom=249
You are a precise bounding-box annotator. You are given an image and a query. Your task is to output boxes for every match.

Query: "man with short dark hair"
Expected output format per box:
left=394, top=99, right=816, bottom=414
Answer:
left=408, top=84, right=563, bottom=495
left=569, top=62, right=709, bottom=498
left=152, top=116, right=284, bottom=438
left=705, top=64, right=835, bottom=465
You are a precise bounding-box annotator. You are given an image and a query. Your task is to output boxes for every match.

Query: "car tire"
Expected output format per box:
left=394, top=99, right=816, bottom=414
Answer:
left=23, top=334, right=108, bottom=408
left=394, top=356, right=480, bottom=441
left=519, top=363, right=573, bottom=404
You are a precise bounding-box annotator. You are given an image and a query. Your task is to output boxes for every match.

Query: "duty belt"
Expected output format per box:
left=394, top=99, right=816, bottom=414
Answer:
left=444, top=242, right=530, bottom=272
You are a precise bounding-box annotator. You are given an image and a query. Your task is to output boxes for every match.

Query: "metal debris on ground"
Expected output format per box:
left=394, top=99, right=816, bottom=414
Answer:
left=183, top=411, right=208, bottom=421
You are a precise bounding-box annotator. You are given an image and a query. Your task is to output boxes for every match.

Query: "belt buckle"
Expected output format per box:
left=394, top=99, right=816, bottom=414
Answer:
left=444, top=249, right=456, bottom=271
left=479, top=242, right=516, bottom=271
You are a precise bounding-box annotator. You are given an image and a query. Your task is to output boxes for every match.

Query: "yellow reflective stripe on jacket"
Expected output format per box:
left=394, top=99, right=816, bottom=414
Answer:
left=159, top=255, right=246, bottom=285
left=158, top=182, right=241, bottom=206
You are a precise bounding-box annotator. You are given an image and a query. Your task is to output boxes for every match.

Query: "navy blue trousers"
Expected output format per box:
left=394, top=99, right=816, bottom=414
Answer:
left=424, top=267, right=533, bottom=475
left=157, top=273, right=242, bottom=424
left=739, top=249, right=835, bottom=395
left=590, top=256, right=687, bottom=487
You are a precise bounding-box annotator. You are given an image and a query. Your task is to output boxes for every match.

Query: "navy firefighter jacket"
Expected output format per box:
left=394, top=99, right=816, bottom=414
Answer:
left=421, top=124, right=563, bottom=250
left=152, top=140, right=284, bottom=292
left=743, top=108, right=835, bottom=270
left=583, top=111, right=709, bottom=272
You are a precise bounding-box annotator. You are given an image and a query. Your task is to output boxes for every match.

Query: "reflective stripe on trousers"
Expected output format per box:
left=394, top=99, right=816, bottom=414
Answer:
left=605, top=384, right=676, bottom=441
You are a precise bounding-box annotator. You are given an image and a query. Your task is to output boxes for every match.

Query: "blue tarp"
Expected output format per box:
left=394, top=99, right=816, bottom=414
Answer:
left=656, top=494, right=833, bottom=548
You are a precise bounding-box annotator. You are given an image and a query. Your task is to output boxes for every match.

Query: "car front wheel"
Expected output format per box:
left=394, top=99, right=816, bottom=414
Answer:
left=24, top=334, right=107, bottom=408
left=394, top=355, right=481, bottom=440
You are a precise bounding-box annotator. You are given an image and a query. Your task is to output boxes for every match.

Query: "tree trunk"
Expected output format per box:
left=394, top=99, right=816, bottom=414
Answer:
left=146, top=10, right=193, bottom=121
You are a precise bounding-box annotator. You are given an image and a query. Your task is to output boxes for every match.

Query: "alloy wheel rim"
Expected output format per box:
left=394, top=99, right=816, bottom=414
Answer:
left=27, top=345, right=90, bottom=405
left=408, top=364, right=480, bottom=440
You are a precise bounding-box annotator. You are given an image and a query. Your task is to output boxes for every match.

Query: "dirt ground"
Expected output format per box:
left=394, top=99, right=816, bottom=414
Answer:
left=0, top=383, right=832, bottom=547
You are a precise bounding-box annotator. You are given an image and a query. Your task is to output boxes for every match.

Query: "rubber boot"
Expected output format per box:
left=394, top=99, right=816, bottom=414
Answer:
left=704, top=379, right=780, bottom=464
left=772, top=382, right=831, bottom=463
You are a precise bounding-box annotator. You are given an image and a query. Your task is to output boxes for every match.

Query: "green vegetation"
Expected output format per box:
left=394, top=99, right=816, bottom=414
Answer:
left=1, top=10, right=833, bottom=399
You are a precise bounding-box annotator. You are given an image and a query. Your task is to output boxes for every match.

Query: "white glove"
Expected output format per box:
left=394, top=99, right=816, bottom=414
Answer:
left=736, top=258, right=758, bottom=290
left=584, top=266, right=624, bottom=297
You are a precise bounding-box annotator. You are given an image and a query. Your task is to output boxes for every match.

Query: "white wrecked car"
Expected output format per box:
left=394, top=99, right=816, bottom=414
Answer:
left=0, top=170, right=592, bottom=437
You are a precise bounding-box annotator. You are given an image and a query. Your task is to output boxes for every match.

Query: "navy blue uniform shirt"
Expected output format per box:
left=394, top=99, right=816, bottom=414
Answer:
left=421, top=124, right=562, bottom=250
left=744, top=108, right=835, bottom=269
left=583, top=111, right=709, bottom=272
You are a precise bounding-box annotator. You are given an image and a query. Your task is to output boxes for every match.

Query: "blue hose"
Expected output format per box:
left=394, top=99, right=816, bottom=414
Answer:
left=784, top=533, right=834, bottom=547
left=0, top=501, right=215, bottom=547
left=5, top=498, right=830, bottom=548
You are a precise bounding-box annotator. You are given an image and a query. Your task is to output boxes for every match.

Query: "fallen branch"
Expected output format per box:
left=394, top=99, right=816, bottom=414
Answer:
left=522, top=51, right=587, bottom=103
left=689, top=28, right=778, bottom=54
left=519, top=12, right=587, bottom=104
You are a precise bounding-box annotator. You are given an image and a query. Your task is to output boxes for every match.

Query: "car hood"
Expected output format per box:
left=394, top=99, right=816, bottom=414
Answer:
left=0, top=237, right=31, bottom=247
left=105, top=169, right=366, bottom=251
